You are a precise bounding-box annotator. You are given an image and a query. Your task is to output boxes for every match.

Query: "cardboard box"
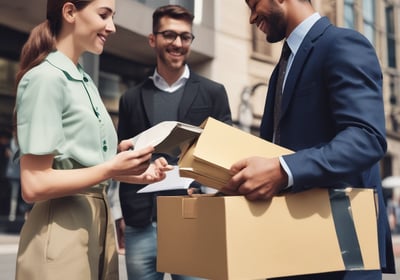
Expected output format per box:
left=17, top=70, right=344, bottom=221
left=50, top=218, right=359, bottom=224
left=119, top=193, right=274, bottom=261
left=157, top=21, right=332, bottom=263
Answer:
left=157, top=188, right=380, bottom=279
left=179, top=117, right=293, bottom=190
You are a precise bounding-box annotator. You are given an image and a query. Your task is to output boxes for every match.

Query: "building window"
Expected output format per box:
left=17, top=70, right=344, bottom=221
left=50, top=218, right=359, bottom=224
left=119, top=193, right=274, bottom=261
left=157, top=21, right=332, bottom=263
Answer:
left=0, top=57, right=19, bottom=133
left=0, top=57, right=18, bottom=96
left=385, top=5, right=397, bottom=69
left=343, top=0, right=378, bottom=46
left=99, top=52, right=153, bottom=127
left=362, top=0, right=375, bottom=45
left=344, top=0, right=356, bottom=29
left=389, top=74, right=400, bottom=134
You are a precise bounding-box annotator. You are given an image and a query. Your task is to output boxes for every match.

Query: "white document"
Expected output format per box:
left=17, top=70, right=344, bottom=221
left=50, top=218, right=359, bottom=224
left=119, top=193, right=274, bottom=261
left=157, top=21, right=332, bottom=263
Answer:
left=137, top=166, right=194, bottom=193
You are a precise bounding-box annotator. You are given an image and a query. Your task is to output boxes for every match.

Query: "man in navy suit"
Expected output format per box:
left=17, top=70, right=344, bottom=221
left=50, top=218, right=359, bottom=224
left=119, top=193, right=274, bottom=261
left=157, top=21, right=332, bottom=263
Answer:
left=224, top=0, right=396, bottom=279
left=115, top=4, right=232, bottom=280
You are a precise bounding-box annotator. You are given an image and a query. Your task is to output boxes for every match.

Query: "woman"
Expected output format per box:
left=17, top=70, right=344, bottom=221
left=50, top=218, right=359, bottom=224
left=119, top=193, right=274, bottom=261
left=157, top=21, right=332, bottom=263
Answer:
left=14, top=0, right=171, bottom=279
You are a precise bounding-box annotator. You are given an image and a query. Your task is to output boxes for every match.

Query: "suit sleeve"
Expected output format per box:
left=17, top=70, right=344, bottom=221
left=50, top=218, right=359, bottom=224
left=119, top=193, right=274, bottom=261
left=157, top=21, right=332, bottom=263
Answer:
left=211, top=83, right=233, bottom=125
left=117, top=91, right=133, bottom=142
left=282, top=30, right=386, bottom=191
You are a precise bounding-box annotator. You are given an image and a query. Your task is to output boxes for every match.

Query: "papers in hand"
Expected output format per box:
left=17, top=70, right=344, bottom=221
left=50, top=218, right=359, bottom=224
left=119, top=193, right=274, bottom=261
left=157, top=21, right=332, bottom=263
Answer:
left=131, top=121, right=203, bottom=157
left=137, top=166, right=194, bottom=193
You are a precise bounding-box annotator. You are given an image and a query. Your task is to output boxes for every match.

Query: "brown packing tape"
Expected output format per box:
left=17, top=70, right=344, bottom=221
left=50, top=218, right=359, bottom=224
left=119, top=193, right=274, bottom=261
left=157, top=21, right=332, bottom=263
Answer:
left=181, top=193, right=227, bottom=219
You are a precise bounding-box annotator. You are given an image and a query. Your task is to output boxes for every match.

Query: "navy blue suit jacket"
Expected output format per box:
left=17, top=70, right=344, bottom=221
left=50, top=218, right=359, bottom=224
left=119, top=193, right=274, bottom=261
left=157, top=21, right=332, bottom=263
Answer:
left=260, top=17, right=395, bottom=273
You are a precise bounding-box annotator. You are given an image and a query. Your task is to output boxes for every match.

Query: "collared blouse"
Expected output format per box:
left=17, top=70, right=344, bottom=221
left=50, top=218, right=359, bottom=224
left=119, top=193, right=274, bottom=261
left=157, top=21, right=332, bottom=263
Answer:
left=16, top=51, right=118, bottom=168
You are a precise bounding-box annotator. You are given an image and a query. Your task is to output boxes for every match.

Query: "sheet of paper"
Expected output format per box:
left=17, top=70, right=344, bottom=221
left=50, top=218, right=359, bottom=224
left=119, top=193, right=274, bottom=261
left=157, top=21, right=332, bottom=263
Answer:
left=137, top=166, right=194, bottom=193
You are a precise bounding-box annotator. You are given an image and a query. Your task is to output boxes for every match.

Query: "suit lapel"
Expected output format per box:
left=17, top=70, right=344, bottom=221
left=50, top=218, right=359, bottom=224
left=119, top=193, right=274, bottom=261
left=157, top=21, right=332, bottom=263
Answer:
left=280, top=17, right=332, bottom=119
left=280, top=42, right=312, bottom=115
left=260, top=67, right=279, bottom=140
left=177, top=73, right=200, bottom=120
left=141, top=79, right=157, bottom=126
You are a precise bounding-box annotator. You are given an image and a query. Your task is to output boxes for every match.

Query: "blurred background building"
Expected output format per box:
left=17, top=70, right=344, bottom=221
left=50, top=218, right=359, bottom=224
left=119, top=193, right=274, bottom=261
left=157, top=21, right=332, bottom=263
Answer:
left=0, top=0, right=399, bottom=228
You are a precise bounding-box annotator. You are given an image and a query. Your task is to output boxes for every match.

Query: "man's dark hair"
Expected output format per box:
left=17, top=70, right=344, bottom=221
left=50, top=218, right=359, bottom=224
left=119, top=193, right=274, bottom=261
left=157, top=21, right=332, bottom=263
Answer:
left=152, top=5, right=194, bottom=33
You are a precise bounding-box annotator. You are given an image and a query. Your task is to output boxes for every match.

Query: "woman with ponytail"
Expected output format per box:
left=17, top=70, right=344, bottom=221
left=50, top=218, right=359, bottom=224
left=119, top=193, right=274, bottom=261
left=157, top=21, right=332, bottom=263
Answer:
left=14, top=1, right=172, bottom=279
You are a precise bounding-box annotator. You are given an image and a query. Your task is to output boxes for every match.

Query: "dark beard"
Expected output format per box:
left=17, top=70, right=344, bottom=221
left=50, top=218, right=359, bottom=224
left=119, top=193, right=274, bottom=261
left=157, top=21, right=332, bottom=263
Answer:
left=265, top=5, right=287, bottom=43
left=159, top=48, right=187, bottom=71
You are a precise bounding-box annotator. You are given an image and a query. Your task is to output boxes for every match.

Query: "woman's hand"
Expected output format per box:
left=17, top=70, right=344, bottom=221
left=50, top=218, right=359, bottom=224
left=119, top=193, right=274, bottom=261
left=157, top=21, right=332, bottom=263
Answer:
left=111, top=146, right=154, bottom=177
left=112, top=143, right=173, bottom=184
left=135, top=157, right=173, bottom=183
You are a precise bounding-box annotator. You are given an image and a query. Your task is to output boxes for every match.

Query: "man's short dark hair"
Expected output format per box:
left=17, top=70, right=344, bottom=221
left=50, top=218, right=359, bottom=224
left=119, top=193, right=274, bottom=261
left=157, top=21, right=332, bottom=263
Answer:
left=152, top=5, right=194, bottom=33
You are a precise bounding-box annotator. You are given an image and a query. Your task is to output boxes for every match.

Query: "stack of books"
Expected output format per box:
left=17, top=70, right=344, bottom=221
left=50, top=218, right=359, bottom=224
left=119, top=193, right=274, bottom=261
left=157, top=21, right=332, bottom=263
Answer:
left=131, top=117, right=293, bottom=191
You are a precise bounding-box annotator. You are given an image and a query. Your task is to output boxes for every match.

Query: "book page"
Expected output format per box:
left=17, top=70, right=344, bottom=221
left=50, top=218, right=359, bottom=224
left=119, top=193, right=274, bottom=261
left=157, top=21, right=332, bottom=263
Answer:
left=132, top=121, right=177, bottom=150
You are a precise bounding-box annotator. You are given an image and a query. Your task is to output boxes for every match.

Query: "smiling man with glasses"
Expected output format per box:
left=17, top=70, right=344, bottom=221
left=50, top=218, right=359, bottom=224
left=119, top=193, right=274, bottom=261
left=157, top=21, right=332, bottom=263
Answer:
left=146, top=5, right=197, bottom=83
left=113, top=4, right=232, bottom=280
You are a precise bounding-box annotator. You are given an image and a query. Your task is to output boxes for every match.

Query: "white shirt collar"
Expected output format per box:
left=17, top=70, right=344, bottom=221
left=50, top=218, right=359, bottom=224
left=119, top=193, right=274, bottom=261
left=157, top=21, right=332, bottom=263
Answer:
left=286, top=13, right=321, bottom=56
left=280, top=13, right=321, bottom=92
left=150, top=65, right=190, bottom=92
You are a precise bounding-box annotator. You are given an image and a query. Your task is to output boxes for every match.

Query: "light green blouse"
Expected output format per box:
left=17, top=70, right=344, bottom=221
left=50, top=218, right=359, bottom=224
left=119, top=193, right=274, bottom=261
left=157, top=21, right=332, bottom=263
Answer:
left=16, top=51, right=118, bottom=168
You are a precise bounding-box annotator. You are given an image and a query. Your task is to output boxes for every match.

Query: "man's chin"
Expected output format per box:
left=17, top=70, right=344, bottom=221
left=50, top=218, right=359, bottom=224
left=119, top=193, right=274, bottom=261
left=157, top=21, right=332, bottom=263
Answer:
left=168, top=61, right=185, bottom=70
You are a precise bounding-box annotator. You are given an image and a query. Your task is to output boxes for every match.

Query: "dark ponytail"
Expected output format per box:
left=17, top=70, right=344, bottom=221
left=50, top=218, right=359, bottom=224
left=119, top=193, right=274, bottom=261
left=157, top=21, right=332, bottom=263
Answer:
left=13, top=0, right=93, bottom=138
left=15, top=20, right=55, bottom=87
left=15, top=0, right=92, bottom=87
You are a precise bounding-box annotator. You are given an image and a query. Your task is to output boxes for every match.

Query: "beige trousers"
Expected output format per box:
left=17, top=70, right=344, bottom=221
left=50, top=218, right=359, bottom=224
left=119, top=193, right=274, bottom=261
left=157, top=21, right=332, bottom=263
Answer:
left=15, top=186, right=119, bottom=280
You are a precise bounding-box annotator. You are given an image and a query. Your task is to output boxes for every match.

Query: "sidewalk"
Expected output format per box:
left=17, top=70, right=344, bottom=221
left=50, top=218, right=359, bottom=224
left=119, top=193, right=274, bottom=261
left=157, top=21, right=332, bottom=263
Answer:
left=2, top=232, right=400, bottom=256
left=0, top=232, right=18, bottom=254
left=3, top=232, right=400, bottom=255
left=1, top=232, right=400, bottom=279
left=0, top=232, right=130, bottom=280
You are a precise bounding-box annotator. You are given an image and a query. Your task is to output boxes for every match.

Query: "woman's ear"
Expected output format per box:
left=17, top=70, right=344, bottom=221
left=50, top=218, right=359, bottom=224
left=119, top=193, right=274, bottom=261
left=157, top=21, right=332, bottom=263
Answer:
left=62, top=2, right=77, bottom=23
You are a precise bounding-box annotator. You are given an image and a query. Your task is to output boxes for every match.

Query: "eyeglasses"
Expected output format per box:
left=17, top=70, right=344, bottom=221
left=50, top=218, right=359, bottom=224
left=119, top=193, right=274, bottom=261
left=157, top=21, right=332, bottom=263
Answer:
left=154, top=30, right=195, bottom=46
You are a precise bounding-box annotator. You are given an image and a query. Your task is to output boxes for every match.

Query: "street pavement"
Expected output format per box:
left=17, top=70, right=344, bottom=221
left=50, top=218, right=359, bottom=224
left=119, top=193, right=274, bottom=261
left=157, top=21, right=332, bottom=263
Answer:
left=0, top=232, right=129, bottom=280
left=1, top=232, right=400, bottom=279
